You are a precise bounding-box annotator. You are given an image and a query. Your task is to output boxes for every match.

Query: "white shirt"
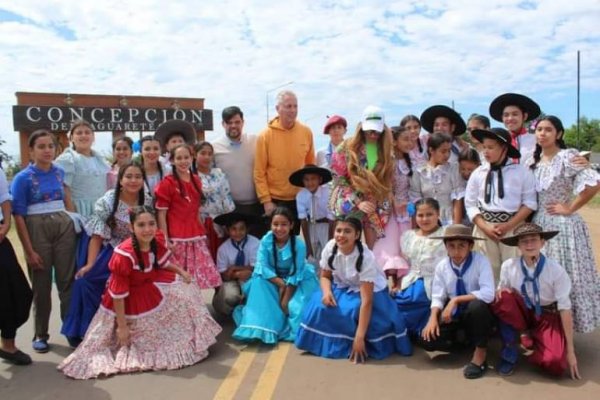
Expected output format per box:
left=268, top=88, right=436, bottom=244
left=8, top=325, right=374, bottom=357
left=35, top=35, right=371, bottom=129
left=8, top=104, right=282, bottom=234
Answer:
left=320, top=239, right=388, bottom=292
left=465, top=162, right=537, bottom=221
left=0, top=169, right=11, bottom=204
left=430, top=251, right=495, bottom=309
left=498, top=256, right=571, bottom=310
left=296, top=185, right=333, bottom=221
left=216, top=235, right=260, bottom=273
left=513, top=133, right=537, bottom=166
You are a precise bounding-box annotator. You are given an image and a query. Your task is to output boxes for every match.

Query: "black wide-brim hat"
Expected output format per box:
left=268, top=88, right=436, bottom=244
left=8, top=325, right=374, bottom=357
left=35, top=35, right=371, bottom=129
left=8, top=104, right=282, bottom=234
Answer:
left=489, top=93, right=541, bottom=123
left=154, top=119, right=196, bottom=146
left=420, top=105, right=466, bottom=136
left=500, top=223, right=559, bottom=247
left=289, top=164, right=333, bottom=188
left=471, top=127, right=521, bottom=159
left=214, top=211, right=261, bottom=228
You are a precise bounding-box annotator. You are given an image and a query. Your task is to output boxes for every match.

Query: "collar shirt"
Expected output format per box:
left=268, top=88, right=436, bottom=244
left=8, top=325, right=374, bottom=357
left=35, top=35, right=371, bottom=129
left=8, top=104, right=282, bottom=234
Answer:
left=296, top=185, right=333, bottom=221
left=216, top=235, right=261, bottom=273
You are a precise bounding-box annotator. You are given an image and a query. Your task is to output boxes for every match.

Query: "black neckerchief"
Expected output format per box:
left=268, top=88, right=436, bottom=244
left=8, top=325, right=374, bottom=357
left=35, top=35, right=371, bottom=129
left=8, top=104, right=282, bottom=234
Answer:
left=484, top=156, right=509, bottom=204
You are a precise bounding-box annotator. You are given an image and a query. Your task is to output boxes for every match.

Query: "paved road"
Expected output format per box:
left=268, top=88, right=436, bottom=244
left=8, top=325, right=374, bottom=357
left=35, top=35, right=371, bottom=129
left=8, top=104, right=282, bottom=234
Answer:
left=1, top=208, right=599, bottom=400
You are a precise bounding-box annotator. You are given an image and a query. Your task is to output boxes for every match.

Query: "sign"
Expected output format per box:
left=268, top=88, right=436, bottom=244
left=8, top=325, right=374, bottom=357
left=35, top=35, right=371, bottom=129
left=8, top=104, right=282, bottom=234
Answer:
left=12, top=105, right=213, bottom=132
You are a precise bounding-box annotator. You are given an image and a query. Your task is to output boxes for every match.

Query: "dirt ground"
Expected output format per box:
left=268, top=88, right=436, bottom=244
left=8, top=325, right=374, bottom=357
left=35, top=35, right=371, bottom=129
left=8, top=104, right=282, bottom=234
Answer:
left=1, top=208, right=599, bottom=400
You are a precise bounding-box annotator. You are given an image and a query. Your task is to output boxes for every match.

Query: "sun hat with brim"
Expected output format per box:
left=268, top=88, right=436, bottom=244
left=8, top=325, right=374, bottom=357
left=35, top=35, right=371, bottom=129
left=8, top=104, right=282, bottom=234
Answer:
left=361, top=105, right=385, bottom=133
left=471, top=127, right=521, bottom=159
left=323, top=115, right=347, bottom=134
left=420, top=105, right=466, bottom=136
left=489, top=93, right=541, bottom=123
left=500, top=223, right=559, bottom=247
left=430, top=224, right=484, bottom=241
left=213, top=211, right=261, bottom=228
left=154, top=119, right=196, bottom=146
left=289, top=164, right=333, bottom=188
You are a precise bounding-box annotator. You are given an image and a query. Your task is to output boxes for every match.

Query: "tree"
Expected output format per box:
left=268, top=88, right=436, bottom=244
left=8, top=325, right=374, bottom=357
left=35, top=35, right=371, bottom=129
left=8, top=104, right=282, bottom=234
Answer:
left=563, top=117, right=600, bottom=151
left=0, top=137, right=12, bottom=169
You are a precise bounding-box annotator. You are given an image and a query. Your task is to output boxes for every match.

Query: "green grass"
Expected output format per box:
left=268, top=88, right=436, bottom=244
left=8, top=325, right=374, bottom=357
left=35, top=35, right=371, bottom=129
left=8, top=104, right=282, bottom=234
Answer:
left=589, top=193, right=600, bottom=208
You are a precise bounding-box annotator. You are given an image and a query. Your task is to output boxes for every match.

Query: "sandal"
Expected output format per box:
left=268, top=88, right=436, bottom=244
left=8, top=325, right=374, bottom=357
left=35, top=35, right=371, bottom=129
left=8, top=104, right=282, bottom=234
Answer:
left=0, top=349, right=32, bottom=365
left=463, top=361, right=488, bottom=379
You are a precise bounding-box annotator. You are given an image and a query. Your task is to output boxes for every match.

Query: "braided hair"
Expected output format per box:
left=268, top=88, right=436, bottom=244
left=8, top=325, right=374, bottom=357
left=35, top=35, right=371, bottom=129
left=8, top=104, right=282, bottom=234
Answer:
left=392, top=125, right=413, bottom=177
left=169, top=144, right=202, bottom=200
left=107, top=162, right=146, bottom=230
left=530, top=115, right=567, bottom=170
left=129, top=205, right=159, bottom=270
left=270, top=206, right=297, bottom=278
left=327, top=216, right=364, bottom=272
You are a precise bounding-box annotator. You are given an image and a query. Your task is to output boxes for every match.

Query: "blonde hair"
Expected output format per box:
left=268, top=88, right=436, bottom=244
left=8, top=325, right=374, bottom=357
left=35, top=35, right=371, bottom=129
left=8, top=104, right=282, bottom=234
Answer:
left=345, top=123, right=394, bottom=201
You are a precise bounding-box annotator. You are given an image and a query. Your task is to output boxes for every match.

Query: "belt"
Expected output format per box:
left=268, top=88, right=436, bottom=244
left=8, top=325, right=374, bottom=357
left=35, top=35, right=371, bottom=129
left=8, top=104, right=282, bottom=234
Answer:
left=313, top=218, right=330, bottom=223
left=541, top=302, right=558, bottom=314
left=479, top=209, right=514, bottom=223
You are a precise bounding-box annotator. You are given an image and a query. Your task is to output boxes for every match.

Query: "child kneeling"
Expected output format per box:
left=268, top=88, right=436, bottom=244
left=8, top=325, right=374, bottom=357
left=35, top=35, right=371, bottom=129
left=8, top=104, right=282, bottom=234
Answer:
left=295, top=216, right=412, bottom=362
left=421, top=224, right=495, bottom=379
left=492, top=223, right=580, bottom=379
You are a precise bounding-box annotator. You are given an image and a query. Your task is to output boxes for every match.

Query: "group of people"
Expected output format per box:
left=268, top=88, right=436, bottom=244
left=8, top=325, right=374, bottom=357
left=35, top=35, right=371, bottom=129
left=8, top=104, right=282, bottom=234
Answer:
left=0, top=90, right=599, bottom=382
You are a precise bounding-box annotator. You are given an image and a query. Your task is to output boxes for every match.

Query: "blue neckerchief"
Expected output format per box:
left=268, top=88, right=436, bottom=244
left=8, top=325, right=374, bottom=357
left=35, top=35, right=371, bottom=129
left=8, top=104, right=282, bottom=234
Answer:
left=449, top=252, right=473, bottom=316
left=232, top=236, right=248, bottom=266
left=451, top=140, right=461, bottom=156
left=326, top=142, right=334, bottom=166
left=520, top=255, right=545, bottom=317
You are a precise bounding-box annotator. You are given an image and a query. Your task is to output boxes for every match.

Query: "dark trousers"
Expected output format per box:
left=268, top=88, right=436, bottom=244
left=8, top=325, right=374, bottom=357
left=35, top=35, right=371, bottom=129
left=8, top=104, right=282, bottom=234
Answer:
left=421, top=299, right=494, bottom=351
left=272, top=199, right=301, bottom=236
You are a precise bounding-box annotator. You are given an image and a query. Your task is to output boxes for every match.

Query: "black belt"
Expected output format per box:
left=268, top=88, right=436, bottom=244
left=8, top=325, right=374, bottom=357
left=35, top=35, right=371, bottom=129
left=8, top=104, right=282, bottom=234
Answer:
left=311, top=218, right=330, bottom=223
left=541, top=302, right=559, bottom=314
left=480, top=209, right=514, bottom=223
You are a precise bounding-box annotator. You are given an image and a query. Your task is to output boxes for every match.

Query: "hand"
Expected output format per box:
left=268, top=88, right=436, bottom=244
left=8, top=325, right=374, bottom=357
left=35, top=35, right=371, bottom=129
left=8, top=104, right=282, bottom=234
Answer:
left=495, top=287, right=513, bottom=302
left=494, top=222, right=513, bottom=237
left=180, top=270, right=192, bottom=284
left=263, top=201, right=276, bottom=216
left=357, top=201, right=376, bottom=214
left=394, top=202, right=408, bottom=217
left=236, top=269, right=253, bottom=282
left=166, top=240, right=176, bottom=252
left=321, top=291, right=337, bottom=307
left=441, top=300, right=456, bottom=323
left=0, top=223, right=8, bottom=243
left=75, top=264, right=93, bottom=279
left=570, top=155, right=589, bottom=168
left=479, top=222, right=500, bottom=242
left=349, top=336, right=368, bottom=364
left=116, top=324, right=130, bottom=347
left=280, top=297, right=290, bottom=316
left=567, top=351, right=581, bottom=380
left=26, top=250, right=44, bottom=271
left=422, top=318, right=440, bottom=342
left=545, top=202, right=572, bottom=216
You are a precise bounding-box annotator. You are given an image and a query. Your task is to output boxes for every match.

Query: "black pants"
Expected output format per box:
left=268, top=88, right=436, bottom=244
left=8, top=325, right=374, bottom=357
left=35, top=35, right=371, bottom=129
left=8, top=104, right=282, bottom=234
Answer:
left=272, top=199, right=301, bottom=236
left=421, top=299, right=494, bottom=351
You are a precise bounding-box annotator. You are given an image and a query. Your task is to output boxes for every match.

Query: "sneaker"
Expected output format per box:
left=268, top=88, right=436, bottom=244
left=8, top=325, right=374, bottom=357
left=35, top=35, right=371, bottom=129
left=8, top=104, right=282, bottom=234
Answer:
left=463, top=361, right=488, bottom=379
left=32, top=338, right=49, bottom=353
left=0, top=349, right=33, bottom=365
left=497, top=359, right=515, bottom=376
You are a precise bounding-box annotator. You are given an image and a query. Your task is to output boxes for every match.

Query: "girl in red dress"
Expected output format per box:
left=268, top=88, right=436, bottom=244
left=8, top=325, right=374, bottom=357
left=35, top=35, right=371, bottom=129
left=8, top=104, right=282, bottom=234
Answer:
left=154, top=144, right=222, bottom=289
left=58, top=205, right=222, bottom=379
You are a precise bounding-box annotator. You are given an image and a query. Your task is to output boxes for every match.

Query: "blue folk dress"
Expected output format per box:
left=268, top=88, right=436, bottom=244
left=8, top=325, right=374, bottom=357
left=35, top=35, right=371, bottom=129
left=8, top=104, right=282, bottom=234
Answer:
left=61, top=190, right=153, bottom=340
left=295, top=240, right=412, bottom=360
left=232, top=232, right=319, bottom=344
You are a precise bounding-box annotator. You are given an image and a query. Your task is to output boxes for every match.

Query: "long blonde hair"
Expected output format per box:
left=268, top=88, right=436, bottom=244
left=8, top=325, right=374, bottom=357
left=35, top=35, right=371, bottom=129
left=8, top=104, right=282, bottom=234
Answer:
left=345, top=123, right=394, bottom=201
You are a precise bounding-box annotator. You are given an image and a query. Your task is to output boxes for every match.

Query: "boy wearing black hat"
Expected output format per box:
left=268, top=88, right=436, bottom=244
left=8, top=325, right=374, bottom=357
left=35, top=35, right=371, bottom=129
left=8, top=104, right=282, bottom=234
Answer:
left=493, top=223, right=579, bottom=379
left=421, top=224, right=495, bottom=379
left=212, top=212, right=261, bottom=316
left=420, top=105, right=469, bottom=164
left=289, top=165, right=334, bottom=266
left=464, top=127, right=537, bottom=279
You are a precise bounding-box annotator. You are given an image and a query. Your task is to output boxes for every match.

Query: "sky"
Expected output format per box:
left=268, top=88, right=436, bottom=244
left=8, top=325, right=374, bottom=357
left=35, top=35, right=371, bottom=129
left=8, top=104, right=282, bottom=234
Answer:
left=1, top=0, right=599, bottom=162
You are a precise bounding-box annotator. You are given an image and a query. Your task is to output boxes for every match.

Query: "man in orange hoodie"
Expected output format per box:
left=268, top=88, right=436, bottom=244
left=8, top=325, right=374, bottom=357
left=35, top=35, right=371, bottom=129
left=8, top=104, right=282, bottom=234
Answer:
left=254, top=90, right=315, bottom=234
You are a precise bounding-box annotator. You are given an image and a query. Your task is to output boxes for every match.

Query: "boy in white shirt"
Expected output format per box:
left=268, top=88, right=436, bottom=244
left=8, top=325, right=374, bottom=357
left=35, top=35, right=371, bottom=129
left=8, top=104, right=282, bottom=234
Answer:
left=422, top=224, right=495, bottom=379
left=212, top=212, right=260, bottom=316
left=493, top=223, right=580, bottom=379
left=289, top=165, right=334, bottom=267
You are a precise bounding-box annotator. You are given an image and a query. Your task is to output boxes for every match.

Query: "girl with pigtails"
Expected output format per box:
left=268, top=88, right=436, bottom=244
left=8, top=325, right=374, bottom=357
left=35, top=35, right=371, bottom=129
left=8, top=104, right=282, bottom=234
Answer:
left=138, top=135, right=167, bottom=197
left=154, top=144, right=221, bottom=289
left=295, top=216, right=412, bottom=362
left=61, top=162, right=152, bottom=347
left=59, top=206, right=221, bottom=379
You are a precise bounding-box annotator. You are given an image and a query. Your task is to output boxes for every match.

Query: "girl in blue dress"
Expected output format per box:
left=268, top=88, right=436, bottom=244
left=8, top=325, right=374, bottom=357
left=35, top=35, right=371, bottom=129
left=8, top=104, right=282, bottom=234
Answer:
left=232, top=206, right=319, bottom=344
left=295, top=216, right=412, bottom=362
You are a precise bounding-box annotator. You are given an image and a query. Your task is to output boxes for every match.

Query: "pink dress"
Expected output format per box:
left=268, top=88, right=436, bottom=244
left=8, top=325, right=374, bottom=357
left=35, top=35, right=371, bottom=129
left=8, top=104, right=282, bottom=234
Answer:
left=58, top=232, right=222, bottom=379
left=155, top=175, right=222, bottom=289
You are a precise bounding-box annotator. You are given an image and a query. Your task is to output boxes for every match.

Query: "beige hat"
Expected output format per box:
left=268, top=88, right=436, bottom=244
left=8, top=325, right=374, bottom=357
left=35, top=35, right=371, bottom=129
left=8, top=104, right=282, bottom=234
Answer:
left=431, top=224, right=484, bottom=241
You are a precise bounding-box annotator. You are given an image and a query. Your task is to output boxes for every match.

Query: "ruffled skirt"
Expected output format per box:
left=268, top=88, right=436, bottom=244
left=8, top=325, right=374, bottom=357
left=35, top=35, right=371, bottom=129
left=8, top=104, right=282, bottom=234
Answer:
left=58, top=281, right=222, bottom=379
left=171, top=237, right=222, bottom=289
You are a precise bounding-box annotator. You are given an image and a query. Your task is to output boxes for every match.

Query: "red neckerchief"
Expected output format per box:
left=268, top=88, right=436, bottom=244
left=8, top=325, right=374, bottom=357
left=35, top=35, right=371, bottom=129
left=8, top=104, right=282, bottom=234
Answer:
left=510, top=127, right=527, bottom=163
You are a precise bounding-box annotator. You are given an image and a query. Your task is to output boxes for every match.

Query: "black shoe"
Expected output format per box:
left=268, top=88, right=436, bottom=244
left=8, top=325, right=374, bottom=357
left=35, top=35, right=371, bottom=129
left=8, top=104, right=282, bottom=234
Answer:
left=67, top=336, right=83, bottom=349
left=463, top=361, right=488, bottom=379
left=0, top=349, right=33, bottom=365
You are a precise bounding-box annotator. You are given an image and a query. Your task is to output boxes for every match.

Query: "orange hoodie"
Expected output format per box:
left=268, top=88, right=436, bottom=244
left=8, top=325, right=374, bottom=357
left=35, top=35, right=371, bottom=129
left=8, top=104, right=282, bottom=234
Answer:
left=254, top=117, right=315, bottom=202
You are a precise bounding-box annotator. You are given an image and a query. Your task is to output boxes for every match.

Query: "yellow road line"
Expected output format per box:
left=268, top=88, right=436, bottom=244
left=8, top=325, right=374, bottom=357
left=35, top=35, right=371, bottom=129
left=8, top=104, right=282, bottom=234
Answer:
left=213, top=347, right=259, bottom=400
left=249, top=343, right=291, bottom=400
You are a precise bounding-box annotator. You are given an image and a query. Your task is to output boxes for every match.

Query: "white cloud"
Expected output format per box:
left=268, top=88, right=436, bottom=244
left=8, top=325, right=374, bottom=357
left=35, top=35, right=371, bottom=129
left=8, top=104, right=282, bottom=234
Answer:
left=0, top=0, right=599, bottom=162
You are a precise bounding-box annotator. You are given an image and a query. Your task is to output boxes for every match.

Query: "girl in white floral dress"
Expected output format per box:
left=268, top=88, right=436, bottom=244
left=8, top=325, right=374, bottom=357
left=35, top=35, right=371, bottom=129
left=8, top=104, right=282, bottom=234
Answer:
left=195, top=142, right=235, bottom=261
left=529, top=116, right=600, bottom=333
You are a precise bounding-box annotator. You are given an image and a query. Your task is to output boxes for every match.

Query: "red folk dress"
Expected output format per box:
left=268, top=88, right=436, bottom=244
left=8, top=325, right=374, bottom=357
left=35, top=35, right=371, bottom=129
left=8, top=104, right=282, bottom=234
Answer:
left=154, top=175, right=222, bottom=289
